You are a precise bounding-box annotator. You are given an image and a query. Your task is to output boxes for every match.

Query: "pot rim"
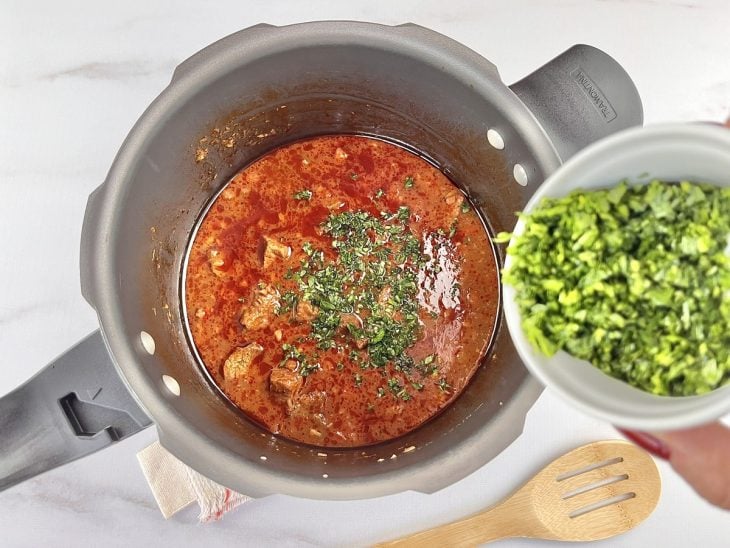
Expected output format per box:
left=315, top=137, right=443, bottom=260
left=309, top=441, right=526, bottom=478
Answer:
left=84, top=20, right=553, bottom=499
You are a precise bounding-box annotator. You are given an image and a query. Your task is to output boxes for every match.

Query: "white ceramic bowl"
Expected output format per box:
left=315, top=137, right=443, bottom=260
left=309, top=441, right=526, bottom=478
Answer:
left=503, top=123, right=730, bottom=431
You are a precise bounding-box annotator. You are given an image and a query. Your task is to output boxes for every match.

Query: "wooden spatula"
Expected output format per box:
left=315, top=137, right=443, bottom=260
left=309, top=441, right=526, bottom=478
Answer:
left=377, top=440, right=661, bottom=547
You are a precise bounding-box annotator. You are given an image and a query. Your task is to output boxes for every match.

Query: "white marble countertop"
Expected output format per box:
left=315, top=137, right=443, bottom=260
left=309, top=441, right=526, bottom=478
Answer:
left=1, top=1, right=728, bottom=546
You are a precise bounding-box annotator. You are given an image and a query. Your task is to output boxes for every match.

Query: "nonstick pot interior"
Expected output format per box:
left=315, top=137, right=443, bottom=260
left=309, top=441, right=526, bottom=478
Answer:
left=82, top=22, right=558, bottom=499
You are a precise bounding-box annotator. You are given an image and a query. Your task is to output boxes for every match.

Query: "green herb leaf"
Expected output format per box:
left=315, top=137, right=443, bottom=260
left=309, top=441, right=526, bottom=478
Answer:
left=448, top=221, right=457, bottom=238
left=493, top=232, right=512, bottom=244
left=278, top=207, right=429, bottom=399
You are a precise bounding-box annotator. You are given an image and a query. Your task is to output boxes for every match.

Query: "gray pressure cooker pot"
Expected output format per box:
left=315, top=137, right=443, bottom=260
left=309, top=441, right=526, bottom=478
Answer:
left=0, top=22, right=642, bottom=499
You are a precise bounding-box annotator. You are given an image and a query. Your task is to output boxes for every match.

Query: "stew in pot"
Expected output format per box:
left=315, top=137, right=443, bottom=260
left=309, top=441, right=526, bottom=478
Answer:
left=184, top=135, right=499, bottom=447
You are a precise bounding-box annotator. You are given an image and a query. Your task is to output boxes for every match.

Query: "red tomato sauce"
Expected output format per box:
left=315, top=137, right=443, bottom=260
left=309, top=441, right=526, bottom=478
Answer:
left=184, top=135, right=499, bottom=447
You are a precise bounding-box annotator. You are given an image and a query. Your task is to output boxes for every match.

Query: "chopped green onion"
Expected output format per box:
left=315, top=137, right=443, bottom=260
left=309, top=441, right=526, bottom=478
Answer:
left=501, top=180, right=730, bottom=396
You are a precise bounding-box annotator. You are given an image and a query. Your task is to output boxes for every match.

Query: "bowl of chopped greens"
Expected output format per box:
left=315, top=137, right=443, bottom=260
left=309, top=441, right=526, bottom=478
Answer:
left=500, top=123, right=730, bottom=430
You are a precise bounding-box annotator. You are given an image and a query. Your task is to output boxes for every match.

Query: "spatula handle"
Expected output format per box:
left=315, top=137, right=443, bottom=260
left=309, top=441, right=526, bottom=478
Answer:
left=376, top=500, right=527, bottom=547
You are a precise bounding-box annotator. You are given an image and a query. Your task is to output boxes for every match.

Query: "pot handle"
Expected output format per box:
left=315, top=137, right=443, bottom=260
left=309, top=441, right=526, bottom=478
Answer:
left=509, top=44, right=643, bottom=162
left=0, top=331, right=152, bottom=492
left=170, top=23, right=276, bottom=83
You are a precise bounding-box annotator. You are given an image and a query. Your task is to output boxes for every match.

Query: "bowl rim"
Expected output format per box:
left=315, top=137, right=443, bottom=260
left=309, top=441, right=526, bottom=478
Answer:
left=503, top=122, right=730, bottom=430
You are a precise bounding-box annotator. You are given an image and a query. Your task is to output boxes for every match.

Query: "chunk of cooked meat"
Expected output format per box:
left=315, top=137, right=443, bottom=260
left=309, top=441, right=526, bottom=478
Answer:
left=223, top=343, right=264, bottom=380
left=294, top=299, right=319, bottom=322
left=339, top=313, right=363, bottom=331
left=339, top=313, right=367, bottom=348
left=207, top=248, right=227, bottom=277
left=377, top=286, right=392, bottom=307
left=262, top=235, right=291, bottom=268
left=240, top=283, right=280, bottom=330
left=288, top=390, right=327, bottom=418
left=443, top=188, right=465, bottom=228
left=376, top=286, right=399, bottom=321
left=269, top=367, right=302, bottom=397
left=444, top=188, right=464, bottom=206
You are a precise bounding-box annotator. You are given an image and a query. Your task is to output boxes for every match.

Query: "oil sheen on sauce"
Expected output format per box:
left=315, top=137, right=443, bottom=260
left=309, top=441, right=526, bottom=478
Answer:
left=184, top=135, right=499, bottom=447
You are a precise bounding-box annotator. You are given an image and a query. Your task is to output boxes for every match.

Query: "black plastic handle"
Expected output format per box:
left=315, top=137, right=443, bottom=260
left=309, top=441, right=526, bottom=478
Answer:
left=0, top=331, right=152, bottom=491
left=510, top=44, right=643, bottom=162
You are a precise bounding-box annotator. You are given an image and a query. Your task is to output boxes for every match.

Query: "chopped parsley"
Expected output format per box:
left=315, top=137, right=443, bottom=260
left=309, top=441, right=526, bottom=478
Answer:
left=387, top=378, right=411, bottom=401
left=281, top=343, right=306, bottom=362
left=293, top=189, right=313, bottom=200
left=279, top=291, right=298, bottom=313
left=397, top=206, right=410, bottom=223
left=417, top=354, right=439, bottom=376
left=404, top=176, right=414, bottom=189
left=299, top=362, right=321, bottom=377
left=448, top=221, right=458, bottom=238
left=499, top=180, right=730, bottom=396
left=281, top=343, right=320, bottom=377
left=277, top=207, right=441, bottom=397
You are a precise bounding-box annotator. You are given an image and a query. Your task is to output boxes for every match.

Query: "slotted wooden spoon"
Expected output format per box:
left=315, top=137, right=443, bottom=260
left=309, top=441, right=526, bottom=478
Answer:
left=377, top=440, right=661, bottom=547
